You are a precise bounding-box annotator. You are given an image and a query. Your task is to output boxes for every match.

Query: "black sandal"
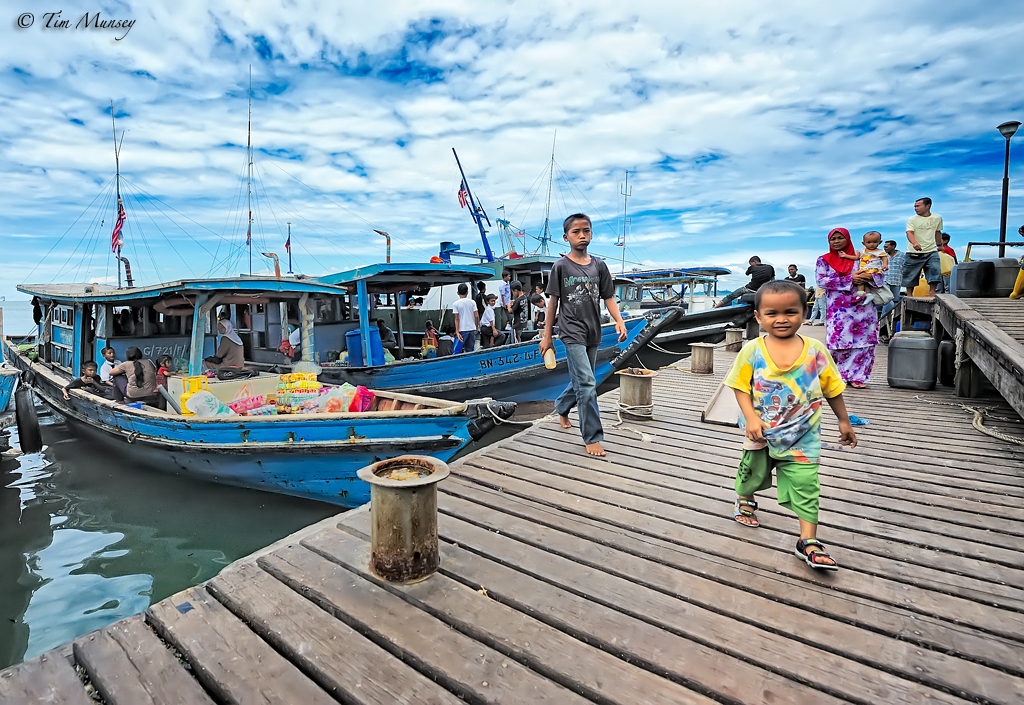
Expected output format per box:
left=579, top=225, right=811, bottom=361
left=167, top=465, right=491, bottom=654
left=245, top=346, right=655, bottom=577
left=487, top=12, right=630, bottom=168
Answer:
left=795, top=538, right=838, bottom=571
left=733, top=498, right=759, bottom=528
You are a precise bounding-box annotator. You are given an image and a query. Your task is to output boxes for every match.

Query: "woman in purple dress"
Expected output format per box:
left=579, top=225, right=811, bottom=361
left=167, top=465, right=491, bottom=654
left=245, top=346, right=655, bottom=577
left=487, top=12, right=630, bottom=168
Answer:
left=815, top=228, right=883, bottom=388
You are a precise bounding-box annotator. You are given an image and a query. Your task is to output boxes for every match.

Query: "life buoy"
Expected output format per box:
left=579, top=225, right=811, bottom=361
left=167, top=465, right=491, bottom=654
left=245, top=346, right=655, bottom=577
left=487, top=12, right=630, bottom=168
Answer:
left=15, top=386, right=42, bottom=454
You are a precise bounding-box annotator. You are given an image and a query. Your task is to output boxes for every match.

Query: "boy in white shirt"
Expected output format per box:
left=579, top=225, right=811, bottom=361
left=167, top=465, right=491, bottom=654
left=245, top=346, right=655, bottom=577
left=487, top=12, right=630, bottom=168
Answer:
left=98, top=346, right=122, bottom=383
left=479, top=293, right=506, bottom=348
left=451, top=283, right=479, bottom=353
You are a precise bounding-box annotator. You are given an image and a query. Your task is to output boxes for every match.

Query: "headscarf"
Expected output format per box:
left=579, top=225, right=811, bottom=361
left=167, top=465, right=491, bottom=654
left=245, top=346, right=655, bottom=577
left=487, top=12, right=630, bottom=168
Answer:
left=823, top=228, right=856, bottom=275
left=218, top=319, right=243, bottom=346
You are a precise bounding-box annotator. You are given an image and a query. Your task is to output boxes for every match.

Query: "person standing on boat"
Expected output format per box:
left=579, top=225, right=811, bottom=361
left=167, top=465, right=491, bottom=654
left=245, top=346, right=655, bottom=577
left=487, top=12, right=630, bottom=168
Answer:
left=902, top=197, right=943, bottom=297
left=539, top=213, right=628, bottom=458
left=498, top=269, right=513, bottom=331
left=204, top=318, right=245, bottom=370
left=715, top=256, right=775, bottom=307
left=451, top=283, right=479, bottom=353
left=509, top=281, right=530, bottom=343
left=816, top=228, right=881, bottom=389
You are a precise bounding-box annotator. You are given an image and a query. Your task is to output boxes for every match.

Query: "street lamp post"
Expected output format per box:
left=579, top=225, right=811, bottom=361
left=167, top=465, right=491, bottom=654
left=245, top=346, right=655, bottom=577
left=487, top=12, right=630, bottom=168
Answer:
left=997, top=120, right=1021, bottom=257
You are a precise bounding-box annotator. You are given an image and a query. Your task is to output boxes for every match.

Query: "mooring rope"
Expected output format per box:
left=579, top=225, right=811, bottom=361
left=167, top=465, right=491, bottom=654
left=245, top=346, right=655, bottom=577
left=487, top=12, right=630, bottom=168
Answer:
left=912, top=395, right=1024, bottom=446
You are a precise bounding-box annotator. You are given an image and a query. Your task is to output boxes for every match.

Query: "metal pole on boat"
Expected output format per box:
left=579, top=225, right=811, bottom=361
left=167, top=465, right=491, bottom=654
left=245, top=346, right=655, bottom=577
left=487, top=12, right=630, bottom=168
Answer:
left=620, top=170, right=631, bottom=275
left=287, top=221, right=293, bottom=274
left=452, top=149, right=494, bottom=262
left=393, top=294, right=405, bottom=359
left=246, top=67, right=253, bottom=276
left=539, top=130, right=556, bottom=256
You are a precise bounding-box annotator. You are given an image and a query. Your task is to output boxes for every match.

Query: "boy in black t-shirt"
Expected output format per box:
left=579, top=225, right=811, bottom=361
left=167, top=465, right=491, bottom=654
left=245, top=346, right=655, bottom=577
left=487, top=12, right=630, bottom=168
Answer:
left=62, top=361, right=107, bottom=400
left=509, top=281, right=529, bottom=343
left=539, top=213, right=627, bottom=457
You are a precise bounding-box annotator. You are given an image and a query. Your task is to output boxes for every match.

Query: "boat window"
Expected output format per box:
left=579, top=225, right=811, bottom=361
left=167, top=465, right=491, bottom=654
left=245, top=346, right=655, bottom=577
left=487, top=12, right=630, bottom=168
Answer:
left=49, top=304, right=75, bottom=373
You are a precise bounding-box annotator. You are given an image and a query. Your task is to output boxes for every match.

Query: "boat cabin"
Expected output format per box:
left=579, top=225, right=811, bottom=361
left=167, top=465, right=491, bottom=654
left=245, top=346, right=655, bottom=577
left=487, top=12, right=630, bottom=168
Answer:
left=316, top=263, right=494, bottom=364
left=615, top=267, right=731, bottom=313
left=17, top=277, right=353, bottom=378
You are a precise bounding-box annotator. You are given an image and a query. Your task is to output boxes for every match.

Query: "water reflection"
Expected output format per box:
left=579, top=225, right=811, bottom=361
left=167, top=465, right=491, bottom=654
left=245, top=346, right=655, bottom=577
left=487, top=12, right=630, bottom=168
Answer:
left=0, top=410, right=340, bottom=669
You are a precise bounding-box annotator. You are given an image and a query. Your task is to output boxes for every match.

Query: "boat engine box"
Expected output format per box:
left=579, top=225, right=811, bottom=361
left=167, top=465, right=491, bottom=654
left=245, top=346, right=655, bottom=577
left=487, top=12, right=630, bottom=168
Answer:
left=991, top=257, right=1022, bottom=297
left=887, top=331, right=937, bottom=391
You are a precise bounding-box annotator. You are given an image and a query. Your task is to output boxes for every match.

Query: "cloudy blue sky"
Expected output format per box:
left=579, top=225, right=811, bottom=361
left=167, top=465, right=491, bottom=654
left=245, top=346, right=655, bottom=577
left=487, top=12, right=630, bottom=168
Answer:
left=2, top=0, right=1023, bottom=302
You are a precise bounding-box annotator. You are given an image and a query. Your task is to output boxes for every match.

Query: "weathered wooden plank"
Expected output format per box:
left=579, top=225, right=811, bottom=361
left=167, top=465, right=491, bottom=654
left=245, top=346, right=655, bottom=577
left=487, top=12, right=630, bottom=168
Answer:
left=499, top=437, right=1024, bottom=551
left=72, top=615, right=214, bottom=705
left=258, top=544, right=592, bottom=704
left=147, top=587, right=335, bottom=705
left=208, top=562, right=463, bottom=705
left=963, top=322, right=1024, bottom=419
left=308, top=525, right=852, bottom=705
left=448, top=462, right=1024, bottom=639
left=302, top=526, right=718, bottom=705
left=485, top=443, right=1024, bottom=571
left=0, top=649, right=92, bottom=705
left=426, top=491, right=1024, bottom=703
left=457, top=456, right=1024, bottom=607
left=440, top=477, right=1024, bottom=678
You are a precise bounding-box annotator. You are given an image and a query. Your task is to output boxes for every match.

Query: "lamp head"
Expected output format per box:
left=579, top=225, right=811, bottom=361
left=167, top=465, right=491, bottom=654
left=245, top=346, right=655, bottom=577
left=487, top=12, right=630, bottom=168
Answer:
left=997, top=121, right=1022, bottom=140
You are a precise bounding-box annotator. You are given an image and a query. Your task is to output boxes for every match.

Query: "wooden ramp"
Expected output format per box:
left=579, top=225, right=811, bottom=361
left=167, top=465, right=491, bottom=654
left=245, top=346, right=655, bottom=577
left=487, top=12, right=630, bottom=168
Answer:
left=3, top=334, right=1024, bottom=704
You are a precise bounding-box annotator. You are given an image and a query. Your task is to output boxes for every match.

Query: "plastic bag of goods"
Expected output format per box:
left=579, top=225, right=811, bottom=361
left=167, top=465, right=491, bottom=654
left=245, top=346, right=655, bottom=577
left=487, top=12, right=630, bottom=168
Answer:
left=318, top=383, right=356, bottom=413
left=229, top=393, right=266, bottom=415
left=349, top=385, right=375, bottom=412
left=184, top=390, right=236, bottom=417
left=276, top=372, right=322, bottom=414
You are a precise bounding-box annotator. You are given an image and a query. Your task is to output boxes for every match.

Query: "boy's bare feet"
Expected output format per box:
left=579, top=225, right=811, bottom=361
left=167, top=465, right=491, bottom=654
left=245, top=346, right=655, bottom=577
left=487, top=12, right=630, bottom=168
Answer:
left=585, top=441, right=606, bottom=457
left=559, top=415, right=572, bottom=429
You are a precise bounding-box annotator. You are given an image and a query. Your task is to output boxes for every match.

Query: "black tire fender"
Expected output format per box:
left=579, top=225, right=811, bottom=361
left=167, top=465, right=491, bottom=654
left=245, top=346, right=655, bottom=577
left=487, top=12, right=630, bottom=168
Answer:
left=15, top=386, right=43, bottom=454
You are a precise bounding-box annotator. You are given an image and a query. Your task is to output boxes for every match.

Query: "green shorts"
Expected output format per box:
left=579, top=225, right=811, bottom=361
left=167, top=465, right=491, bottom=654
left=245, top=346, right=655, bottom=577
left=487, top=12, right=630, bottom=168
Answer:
left=736, top=448, right=820, bottom=524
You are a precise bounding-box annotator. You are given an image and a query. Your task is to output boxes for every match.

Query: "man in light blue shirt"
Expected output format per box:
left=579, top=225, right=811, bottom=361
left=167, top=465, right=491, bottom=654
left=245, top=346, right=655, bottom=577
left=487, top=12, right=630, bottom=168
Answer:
left=882, top=239, right=905, bottom=316
left=497, top=269, right=512, bottom=334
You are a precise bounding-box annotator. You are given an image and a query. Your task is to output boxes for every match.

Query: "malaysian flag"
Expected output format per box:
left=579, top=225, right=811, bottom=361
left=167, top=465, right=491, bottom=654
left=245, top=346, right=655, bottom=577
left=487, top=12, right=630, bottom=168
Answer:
left=458, top=182, right=469, bottom=209
left=110, top=198, right=125, bottom=253
left=246, top=210, right=252, bottom=245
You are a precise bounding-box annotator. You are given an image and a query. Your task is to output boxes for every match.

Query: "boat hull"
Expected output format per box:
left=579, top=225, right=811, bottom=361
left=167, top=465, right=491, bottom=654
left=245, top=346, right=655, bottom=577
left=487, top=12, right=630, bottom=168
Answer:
left=320, top=313, right=668, bottom=402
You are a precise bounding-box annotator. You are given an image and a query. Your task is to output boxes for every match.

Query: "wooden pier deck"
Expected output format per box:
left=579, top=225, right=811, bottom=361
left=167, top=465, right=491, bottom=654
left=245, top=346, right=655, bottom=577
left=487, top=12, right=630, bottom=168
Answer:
left=3, top=333, right=1024, bottom=704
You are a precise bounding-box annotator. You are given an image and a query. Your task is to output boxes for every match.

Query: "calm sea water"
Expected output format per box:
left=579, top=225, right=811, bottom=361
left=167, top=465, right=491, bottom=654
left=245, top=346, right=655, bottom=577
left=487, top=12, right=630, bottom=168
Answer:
left=0, top=409, right=339, bottom=670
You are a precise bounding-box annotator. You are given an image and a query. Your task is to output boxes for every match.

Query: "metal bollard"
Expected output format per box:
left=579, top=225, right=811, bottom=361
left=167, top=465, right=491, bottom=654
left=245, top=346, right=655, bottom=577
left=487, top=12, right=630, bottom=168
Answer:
left=615, top=368, right=658, bottom=419
left=357, top=455, right=450, bottom=583
left=724, top=328, right=744, bottom=352
left=690, top=342, right=715, bottom=374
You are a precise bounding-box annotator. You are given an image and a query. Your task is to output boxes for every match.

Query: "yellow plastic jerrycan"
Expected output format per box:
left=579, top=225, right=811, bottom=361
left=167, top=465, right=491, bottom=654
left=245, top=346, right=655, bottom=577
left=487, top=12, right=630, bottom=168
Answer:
left=179, top=376, right=209, bottom=416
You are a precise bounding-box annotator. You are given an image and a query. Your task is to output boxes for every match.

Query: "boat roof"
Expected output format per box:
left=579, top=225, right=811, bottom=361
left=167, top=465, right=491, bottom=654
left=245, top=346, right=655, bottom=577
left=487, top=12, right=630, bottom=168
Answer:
left=623, top=266, right=731, bottom=279
left=316, top=263, right=494, bottom=293
left=18, top=277, right=349, bottom=303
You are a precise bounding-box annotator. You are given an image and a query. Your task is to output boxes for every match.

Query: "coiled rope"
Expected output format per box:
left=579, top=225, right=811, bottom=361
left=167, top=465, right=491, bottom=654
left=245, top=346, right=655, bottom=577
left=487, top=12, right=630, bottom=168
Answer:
left=913, top=395, right=1024, bottom=446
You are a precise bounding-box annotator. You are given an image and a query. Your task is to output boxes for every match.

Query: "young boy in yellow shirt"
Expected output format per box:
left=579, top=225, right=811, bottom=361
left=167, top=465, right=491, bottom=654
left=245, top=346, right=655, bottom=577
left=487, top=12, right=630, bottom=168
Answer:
left=724, top=280, right=857, bottom=570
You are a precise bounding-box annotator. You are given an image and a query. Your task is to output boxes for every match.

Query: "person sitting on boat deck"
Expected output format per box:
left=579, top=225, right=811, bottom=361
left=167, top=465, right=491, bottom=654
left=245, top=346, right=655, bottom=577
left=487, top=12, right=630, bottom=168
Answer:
left=479, top=294, right=507, bottom=348
left=109, top=347, right=159, bottom=405
left=156, top=354, right=174, bottom=390
left=785, top=264, right=806, bottom=288
left=436, top=324, right=455, bottom=357
left=509, top=280, right=529, bottom=343
left=203, top=318, right=245, bottom=370
left=62, top=361, right=106, bottom=400
left=99, top=346, right=122, bottom=384
left=715, top=256, right=776, bottom=307
left=451, top=282, right=479, bottom=353
left=376, top=319, right=398, bottom=353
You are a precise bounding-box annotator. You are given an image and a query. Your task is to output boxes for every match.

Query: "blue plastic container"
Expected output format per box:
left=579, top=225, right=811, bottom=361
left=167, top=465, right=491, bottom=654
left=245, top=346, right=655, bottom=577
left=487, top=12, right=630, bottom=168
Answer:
left=346, top=328, right=386, bottom=367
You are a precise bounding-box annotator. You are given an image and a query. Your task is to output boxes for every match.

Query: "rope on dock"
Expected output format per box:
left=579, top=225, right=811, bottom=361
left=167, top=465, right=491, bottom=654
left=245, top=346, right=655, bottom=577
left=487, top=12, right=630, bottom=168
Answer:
left=913, top=395, right=1024, bottom=446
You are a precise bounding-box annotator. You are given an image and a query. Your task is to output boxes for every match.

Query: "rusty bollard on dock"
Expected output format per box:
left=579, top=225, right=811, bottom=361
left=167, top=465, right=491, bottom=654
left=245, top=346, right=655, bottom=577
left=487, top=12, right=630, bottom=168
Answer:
left=357, top=455, right=450, bottom=583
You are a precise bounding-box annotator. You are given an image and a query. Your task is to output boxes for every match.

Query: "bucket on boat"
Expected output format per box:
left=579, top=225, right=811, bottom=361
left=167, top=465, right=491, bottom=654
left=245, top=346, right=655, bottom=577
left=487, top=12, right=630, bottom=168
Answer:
left=357, top=455, right=450, bottom=583
left=345, top=328, right=386, bottom=367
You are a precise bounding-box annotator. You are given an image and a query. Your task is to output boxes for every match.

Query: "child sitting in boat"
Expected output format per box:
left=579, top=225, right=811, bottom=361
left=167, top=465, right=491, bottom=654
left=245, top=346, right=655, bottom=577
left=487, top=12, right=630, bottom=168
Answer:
left=437, top=324, right=455, bottom=357
left=62, top=361, right=107, bottom=400
left=109, top=347, right=159, bottom=405
left=98, top=346, right=122, bottom=383
left=203, top=318, right=245, bottom=369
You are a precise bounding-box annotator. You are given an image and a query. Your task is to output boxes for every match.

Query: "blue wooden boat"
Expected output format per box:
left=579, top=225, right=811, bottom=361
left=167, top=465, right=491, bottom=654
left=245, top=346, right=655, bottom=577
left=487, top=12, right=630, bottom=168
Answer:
left=0, top=366, right=17, bottom=414
left=5, top=277, right=515, bottom=506
left=312, top=263, right=685, bottom=402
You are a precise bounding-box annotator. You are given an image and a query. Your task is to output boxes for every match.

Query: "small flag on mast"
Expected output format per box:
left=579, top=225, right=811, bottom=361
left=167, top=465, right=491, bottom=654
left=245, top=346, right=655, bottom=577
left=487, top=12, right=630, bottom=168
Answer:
left=458, top=182, right=469, bottom=209
left=247, top=210, right=252, bottom=245
left=110, top=198, right=125, bottom=253
left=285, top=233, right=291, bottom=253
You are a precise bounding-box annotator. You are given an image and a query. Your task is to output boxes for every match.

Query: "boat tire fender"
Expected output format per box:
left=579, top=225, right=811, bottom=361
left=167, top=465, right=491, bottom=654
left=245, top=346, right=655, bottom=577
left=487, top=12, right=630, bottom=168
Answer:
left=15, top=386, right=43, bottom=454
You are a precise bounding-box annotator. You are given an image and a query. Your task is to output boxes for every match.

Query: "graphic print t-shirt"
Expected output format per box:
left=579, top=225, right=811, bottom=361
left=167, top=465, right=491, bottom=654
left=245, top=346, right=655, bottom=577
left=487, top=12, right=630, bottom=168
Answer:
left=723, top=336, right=845, bottom=463
left=546, top=256, right=614, bottom=346
left=510, top=295, right=530, bottom=330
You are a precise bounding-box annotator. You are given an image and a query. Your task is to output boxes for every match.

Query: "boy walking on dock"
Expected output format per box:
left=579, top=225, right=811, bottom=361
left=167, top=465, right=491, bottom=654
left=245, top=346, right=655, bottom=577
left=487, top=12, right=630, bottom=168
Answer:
left=724, top=280, right=857, bottom=570
left=539, top=213, right=627, bottom=457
